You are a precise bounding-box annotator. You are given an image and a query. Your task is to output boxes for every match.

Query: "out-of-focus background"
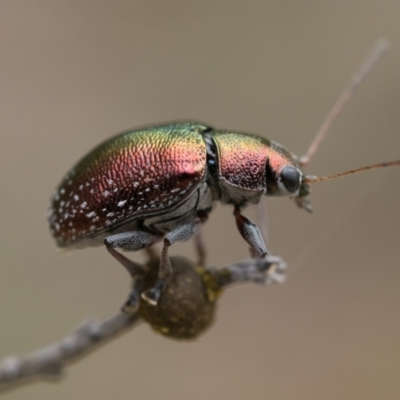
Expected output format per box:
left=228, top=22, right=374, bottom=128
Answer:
left=0, top=1, right=399, bottom=399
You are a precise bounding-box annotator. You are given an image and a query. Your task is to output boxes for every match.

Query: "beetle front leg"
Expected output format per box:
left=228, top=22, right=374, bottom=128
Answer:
left=141, top=218, right=206, bottom=306
left=233, top=206, right=268, bottom=258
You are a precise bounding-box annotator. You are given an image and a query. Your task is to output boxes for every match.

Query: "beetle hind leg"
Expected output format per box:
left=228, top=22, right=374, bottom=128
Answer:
left=104, top=231, right=161, bottom=274
left=104, top=230, right=161, bottom=252
left=106, top=246, right=149, bottom=278
left=104, top=231, right=162, bottom=311
left=141, top=218, right=206, bottom=306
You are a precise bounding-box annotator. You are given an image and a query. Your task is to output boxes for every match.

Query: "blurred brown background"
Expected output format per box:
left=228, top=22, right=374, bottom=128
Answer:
left=0, top=1, right=399, bottom=399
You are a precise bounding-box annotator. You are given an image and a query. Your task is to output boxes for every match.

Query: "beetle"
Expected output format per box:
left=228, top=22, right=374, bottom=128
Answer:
left=48, top=42, right=399, bottom=306
left=48, top=121, right=299, bottom=304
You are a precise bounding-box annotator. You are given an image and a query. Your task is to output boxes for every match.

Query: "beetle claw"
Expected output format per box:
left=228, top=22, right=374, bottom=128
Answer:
left=122, top=298, right=139, bottom=314
left=141, top=280, right=164, bottom=306
left=141, top=290, right=159, bottom=306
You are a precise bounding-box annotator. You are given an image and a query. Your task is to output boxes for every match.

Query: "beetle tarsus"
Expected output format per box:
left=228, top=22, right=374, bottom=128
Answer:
left=122, top=285, right=141, bottom=313
left=141, top=280, right=164, bottom=306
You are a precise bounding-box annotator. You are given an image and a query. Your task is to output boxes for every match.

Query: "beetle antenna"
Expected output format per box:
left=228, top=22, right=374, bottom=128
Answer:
left=299, top=40, right=389, bottom=167
left=304, top=160, right=400, bottom=184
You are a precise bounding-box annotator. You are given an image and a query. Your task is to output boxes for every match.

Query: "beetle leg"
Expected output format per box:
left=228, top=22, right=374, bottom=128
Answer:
left=194, top=231, right=207, bottom=266
left=257, top=197, right=269, bottom=245
left=233, top=206, right=268, bottom=258
left=122, top=279, right=143, bottom=314
left=104, top=231, right=161, bottom=277
left=141, top=219, right=205, bottom=306
left=104, top=230, right=160, bottom=250
left=192, top=209, right=209, bottom=266
left=106, top=246, right=147, bottom=279
left=144, top=246, right=159, bottom=262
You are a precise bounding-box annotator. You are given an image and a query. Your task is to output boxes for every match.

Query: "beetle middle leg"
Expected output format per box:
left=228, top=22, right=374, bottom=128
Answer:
left=141, top=215, right=207, bottom=306
left=233, top=206, right=268, bottom=258
left=194, top=231, right=207, bottom=266
left=104, top=230, right=162, bottom=311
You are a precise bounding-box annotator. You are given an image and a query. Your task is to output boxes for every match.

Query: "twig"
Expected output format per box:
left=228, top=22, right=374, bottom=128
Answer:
left=0, top=313, right=139, bottom=388
left=210, top=255, right=287, bottom=287
left=0, top=254, right=286, bottom=391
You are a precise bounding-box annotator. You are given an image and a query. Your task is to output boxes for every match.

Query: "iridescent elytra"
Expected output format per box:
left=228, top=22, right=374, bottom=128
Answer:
left=48, top=42, right=400, bottom=306
left=48, top=121, right=301, bottom=304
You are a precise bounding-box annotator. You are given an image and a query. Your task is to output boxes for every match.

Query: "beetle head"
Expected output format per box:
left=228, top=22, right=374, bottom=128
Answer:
left=263, top=42, right=396, bottom=213
left=265, top=144, right=302, bottom=192
left=264, top=143, right=313, bottom=211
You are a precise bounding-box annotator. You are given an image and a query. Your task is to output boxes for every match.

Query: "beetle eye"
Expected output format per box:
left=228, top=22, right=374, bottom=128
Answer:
left=280, top=166, right=301, bottom=193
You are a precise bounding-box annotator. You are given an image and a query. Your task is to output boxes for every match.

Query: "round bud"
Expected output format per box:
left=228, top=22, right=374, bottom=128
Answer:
left=138, top=256, right=221, bottom=339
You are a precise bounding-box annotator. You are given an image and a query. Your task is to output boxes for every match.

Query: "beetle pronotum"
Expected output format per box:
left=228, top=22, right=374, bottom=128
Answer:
left=48, top=41, right=399, bottom=306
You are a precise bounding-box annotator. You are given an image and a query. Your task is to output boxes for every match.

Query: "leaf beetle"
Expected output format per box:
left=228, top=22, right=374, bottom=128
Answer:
left=48, top=120, right=299, bottom=304
left=48, top=42, right=399, bottom=306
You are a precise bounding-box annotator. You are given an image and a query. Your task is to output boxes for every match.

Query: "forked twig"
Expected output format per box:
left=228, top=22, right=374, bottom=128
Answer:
left=0, top=255, right=287, bottom=391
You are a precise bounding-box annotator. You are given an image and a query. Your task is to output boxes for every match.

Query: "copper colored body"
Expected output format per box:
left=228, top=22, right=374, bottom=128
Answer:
left=48, top=122, right=209, bottom=247
left=49, top=120, right=299, bottom=248
left=48, top=120, right=301, bottom=305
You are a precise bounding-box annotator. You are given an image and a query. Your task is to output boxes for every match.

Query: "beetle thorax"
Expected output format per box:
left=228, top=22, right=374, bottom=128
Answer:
left=207, top=130, right=271, bottom=205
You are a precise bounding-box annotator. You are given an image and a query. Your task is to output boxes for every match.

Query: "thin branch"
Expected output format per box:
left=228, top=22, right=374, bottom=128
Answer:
left=0, top=313, right=139, bottom=389
left=0, top=254, right=286, bottom=391
left=209, top=255, right=287, bottom=287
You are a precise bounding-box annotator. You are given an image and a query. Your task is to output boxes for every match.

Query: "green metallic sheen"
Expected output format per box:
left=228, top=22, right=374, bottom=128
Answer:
left=48, top=121, right=209, bottom=247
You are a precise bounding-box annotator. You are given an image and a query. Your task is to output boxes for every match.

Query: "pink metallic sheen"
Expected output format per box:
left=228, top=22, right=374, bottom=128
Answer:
left=212, top=131, right=272, bottom=191
left=268, top=146, right=293, bottom=174
left=48, top=122, right=208, bottom=247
